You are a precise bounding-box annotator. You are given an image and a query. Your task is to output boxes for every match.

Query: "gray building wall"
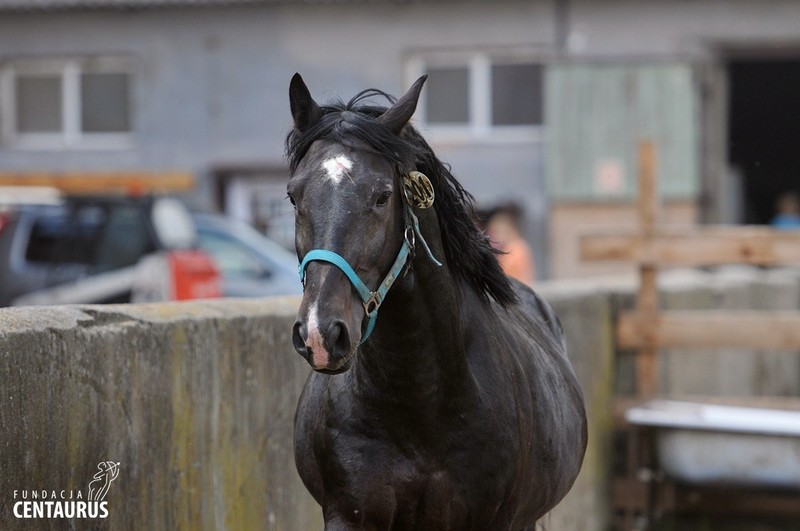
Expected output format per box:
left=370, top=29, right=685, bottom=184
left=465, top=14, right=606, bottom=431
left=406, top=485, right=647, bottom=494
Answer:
left=563, top=0, right=800, bottom=58
left=0, top=1, right=555, bottom=185
left=0, top=0, right=556, bottom=274
left=3, top=0, right=800, bottom=278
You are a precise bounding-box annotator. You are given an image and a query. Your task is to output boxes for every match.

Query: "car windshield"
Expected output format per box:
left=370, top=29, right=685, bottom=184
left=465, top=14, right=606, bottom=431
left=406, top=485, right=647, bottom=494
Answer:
left=198, top=230, right=269, bottom=278
left=25, top=202, right=155, bottom=272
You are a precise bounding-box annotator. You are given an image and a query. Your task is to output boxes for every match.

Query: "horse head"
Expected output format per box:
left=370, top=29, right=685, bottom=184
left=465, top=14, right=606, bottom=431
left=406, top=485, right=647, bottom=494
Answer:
left=287, top=74, right=428, bottom=374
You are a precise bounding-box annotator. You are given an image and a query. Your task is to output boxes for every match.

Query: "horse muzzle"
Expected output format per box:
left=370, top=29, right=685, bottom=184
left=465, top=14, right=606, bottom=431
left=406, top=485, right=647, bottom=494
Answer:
left=292, top=312, right=359, bottom=373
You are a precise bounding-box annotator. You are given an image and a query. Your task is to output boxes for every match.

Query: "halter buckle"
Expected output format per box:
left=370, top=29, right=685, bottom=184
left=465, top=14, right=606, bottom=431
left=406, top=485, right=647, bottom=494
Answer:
left=363, top=294, right=380, bottom=317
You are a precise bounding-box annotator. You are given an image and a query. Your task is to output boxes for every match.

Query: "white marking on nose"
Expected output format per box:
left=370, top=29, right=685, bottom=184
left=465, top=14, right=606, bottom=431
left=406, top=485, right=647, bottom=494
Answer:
left=322, top=155, right=353, bottom=184
left=305, top=303, right=331, bottom=369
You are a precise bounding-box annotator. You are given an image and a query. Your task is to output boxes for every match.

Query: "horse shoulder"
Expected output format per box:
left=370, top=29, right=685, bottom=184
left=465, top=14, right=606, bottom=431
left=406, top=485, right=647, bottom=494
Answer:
left=511, top=282, right=588, bottom=518
left=509, top=279, right=565, bottom=349
left=465, top=283, right=586, bottom=522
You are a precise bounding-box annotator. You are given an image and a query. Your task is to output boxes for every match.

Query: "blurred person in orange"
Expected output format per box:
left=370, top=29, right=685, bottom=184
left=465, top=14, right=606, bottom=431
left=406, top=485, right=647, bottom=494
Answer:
left=485, top=202, right=536, bottom=285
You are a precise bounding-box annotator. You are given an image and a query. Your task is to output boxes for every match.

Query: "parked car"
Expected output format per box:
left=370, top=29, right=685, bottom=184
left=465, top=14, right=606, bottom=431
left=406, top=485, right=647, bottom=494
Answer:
left=0, top=191, right=221, bottom=306
left=192, top=212, right=302, bottom=298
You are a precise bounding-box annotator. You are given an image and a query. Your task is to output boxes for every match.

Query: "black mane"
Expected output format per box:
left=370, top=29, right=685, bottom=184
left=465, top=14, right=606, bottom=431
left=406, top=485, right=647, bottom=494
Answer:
left=286, top=89, right=517, bottom=307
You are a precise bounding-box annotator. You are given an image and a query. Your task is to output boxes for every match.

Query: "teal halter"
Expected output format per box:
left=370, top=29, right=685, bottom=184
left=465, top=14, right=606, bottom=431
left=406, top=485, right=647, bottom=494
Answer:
left=298, top=189, right=441, bottom=344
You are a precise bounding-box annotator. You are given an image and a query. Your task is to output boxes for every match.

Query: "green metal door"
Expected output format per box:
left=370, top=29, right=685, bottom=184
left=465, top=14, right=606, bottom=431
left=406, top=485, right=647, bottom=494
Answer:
left=545, top=62, right=700, bottom=202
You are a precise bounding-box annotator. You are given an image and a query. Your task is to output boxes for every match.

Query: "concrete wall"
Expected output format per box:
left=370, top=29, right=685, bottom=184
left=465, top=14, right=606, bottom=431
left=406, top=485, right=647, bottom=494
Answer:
left=569, top=267, right=800, bottom=399
left=0, top=297, right=322, bottom=531
left=0, top=293, right=615, bottom=530
left=658, top=266, right=800, bottom=397
left=2, top=266, right=799, bottom=530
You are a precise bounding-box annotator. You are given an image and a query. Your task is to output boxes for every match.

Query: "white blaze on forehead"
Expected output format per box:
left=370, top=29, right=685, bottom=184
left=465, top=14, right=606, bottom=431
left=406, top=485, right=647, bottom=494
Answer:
left=321, top=155, right=353, bottom=184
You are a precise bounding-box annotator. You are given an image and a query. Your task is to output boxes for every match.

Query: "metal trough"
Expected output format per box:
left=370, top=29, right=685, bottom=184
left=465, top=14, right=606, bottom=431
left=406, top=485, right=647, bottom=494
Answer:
left=626, top=400, right=800, bottom=488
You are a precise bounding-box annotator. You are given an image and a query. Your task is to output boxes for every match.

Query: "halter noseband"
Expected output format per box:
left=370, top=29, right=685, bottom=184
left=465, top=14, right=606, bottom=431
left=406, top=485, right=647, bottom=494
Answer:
left=297, top=171, right=442, bottom=344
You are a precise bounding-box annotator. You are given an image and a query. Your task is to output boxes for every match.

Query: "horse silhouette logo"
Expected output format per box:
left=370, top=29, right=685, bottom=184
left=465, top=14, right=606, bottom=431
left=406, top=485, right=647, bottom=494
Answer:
left=87, top=461, right=120, bottom=502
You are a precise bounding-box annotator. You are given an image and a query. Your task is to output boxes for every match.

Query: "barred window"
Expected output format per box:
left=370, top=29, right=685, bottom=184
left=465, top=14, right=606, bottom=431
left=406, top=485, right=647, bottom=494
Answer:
left=413, top=53, right=543, bottom=140
left=1, top=58, right=133, bottom=149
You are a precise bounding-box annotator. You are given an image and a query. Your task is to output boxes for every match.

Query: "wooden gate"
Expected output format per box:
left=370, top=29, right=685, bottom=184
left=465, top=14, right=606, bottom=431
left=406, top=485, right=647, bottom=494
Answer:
left=581, top=142, right=800, bottom=528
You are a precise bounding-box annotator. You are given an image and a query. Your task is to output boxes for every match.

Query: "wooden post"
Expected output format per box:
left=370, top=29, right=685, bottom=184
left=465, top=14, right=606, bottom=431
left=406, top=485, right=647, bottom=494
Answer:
left=636, top=141, right=659, bottom=397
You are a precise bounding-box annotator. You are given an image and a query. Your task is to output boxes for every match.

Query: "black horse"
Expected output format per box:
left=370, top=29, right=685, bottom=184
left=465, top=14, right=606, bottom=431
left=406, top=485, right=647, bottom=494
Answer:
left=287, top=73, right=587, bottom=531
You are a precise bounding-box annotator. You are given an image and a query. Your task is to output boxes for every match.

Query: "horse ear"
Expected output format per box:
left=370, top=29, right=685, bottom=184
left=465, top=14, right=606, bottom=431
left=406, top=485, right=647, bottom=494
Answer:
left=290, top=73, right=322, bottom=132
left=377, top=75, right=427, bottom=134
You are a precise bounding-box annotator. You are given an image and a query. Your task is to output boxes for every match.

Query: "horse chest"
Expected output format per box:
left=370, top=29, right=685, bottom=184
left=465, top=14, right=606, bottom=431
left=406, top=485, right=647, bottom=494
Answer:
left=322, top=447, right=471, bottom=529
left=310, top=417, right=514, bottom=530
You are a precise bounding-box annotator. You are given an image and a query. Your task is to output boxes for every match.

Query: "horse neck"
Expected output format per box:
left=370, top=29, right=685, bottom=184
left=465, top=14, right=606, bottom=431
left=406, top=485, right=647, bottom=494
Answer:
left=354, top=208, right=474, bottom=407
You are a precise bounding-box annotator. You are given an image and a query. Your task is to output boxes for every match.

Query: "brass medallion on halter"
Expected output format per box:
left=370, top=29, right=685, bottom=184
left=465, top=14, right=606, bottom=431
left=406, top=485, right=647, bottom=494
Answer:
left=403, top=171, right=435, bottom=209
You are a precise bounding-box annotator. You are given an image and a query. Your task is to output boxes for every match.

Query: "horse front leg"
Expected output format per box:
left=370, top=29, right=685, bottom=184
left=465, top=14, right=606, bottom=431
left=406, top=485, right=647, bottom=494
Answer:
left=323, top=482, right=399, bottom=530
left=324, top=517, right=351, bottom=531
left=324, top=514, right=377, bottom=531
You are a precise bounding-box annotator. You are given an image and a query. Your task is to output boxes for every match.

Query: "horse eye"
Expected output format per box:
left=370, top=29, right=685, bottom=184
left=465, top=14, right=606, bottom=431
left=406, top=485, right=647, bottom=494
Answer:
left=376, top=191, right=392, bottom=207
left=287, top=194, right=296, bottom=207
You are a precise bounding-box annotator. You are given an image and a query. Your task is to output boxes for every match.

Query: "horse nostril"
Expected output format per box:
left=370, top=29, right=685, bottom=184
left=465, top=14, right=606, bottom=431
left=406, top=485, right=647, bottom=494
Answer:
left=326, top=320, right=351, bottom=356
left=292, top=320, right=308, bottom=354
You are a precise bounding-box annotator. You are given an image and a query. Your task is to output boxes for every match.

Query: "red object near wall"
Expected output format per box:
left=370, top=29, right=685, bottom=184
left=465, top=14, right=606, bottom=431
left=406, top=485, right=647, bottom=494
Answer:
left=168, top=250, right=222, bottom=300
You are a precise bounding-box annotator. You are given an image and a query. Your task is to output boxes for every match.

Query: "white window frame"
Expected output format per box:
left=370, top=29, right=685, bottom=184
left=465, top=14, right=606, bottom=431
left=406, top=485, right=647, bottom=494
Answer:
left=0, top=57, right=134, bottom=150
left=406, top=50, right=544, bottom=144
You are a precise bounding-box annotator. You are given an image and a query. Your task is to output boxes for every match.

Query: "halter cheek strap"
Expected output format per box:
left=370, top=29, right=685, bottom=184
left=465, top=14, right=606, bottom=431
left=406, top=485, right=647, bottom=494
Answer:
left=298, top=233, right=414, bottom=344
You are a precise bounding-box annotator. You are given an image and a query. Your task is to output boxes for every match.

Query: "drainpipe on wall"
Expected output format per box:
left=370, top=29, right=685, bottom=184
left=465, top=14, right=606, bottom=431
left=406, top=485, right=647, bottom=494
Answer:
left=554, top=0, right=570, bottom=54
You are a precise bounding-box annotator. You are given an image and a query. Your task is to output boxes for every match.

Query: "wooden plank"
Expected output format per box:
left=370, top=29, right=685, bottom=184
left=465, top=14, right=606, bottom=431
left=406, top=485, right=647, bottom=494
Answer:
left=637, top=265, right=659, bottom=396
left=580, top=227, right=800, bottom=266
left=618, top=310, right=800, bottom=350
left=0, top=171, right=194, bottom=194
left=612, top=477, right=651, bottom=511
left=636, top=142, right=660, bottom=397
left=675, top=486, right=800, bottom=517
left=637, top=141, right=658, bottom=238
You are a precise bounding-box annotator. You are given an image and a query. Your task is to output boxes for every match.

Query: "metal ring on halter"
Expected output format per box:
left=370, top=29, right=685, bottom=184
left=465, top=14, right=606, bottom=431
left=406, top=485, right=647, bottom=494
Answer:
left=363, top=295, right=380, bottom=317
left=404, top=226, right=416, bottom=247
